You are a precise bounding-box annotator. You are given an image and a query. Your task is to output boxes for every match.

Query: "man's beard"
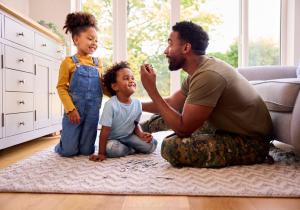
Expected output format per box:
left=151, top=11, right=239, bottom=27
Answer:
left=168, top=56, right=185, bottom=71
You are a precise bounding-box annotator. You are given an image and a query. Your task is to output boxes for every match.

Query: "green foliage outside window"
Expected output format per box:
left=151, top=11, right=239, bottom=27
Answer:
left=82, top=0, right=280, bottom=97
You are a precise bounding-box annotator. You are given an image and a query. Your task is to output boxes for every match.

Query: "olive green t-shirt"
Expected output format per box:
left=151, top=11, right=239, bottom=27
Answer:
left=181, top=56, right=272, bottom=136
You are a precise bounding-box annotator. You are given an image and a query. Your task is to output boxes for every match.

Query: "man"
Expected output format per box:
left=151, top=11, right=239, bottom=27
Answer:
left=140, top=21, right=273, bottom=168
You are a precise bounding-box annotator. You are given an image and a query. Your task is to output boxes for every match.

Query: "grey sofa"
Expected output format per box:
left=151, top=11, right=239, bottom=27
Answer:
left=237, top=66, right=300, bottom=154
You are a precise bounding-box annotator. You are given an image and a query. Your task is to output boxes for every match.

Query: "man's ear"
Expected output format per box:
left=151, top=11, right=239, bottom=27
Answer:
left=183, top=43, right=192, bottom=54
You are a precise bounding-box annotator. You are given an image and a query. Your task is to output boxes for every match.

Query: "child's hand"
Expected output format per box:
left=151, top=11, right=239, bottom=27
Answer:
left=67, top=109, right=80, bottom=124
left=138, top=132, right=153, bottom=143
left=89, top=154, right=106, bottom=162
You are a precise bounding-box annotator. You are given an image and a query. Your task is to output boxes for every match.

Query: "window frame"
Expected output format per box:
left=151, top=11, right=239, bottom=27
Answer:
left=79, top=0, right=298, bottom=95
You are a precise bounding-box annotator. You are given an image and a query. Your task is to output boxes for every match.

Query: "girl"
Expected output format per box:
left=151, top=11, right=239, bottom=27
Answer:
left=55, top=12, right=103, bottom=156
left=89, top=61, right=157, bottom=161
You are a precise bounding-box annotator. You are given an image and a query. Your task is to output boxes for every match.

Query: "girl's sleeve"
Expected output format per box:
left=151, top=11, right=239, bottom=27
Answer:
left=56, top=58, right=76, bottom=113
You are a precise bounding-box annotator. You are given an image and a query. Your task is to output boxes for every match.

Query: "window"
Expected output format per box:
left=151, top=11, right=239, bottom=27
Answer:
left=180, top=0, right=239, bottom=82
left=127, top=0, right=170, bottom=98
left=248, top=0, right=281, bottom=66
left=82, top=0, right=113, bottom=69
left=80, top=0, right=284, bottom=97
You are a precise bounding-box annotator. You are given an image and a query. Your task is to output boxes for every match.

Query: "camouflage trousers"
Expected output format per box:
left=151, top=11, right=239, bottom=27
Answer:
left=141, top=115, right=271, bottom=168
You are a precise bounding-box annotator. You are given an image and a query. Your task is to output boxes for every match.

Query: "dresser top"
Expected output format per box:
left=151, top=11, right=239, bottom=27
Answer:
left=0, top=2, right=63, bottom=44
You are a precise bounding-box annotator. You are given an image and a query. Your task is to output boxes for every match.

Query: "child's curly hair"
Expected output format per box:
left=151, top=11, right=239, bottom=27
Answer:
left=103, top=61, right=131, bottom=96
left=63, top=12, right=98, bottom=38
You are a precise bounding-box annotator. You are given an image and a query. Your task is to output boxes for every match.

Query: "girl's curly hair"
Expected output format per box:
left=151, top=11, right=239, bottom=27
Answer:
left=103, top=61, right=131, bottom=96
left=63, top=12, right=98, bottom=38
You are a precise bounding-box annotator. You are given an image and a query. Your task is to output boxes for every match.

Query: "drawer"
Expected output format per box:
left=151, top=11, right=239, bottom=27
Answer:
left=35, top=33, right=55, bottom=57
left=5, top=69, right=34, bottom=92
left=4, top=45, right=34, bottom=73
left=5, top=112, right=34, bottom=137
left=4, top=16, right=34, bottom=49
left=55, top=45, right=65, bottom=59
left=5, top=92, right=34, bottom=114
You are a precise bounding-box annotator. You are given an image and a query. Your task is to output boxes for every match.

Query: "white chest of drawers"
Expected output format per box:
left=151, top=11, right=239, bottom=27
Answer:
left=0, top=3, right=64, bottom=149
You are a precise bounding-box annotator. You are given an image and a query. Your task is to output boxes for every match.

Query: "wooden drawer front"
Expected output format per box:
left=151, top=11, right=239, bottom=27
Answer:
left=5, top=69, right=34, bottom=92
left=5, top=112, right=34, bottom=137
left=5, top=92, right=34, bottom=114
left=4, top=46, right=34, bottom=73
left=55, top=45, right=64, bottom=59
left=35, top=33, right=55, bottom=57
left=4, top=16, right=34, bottom=49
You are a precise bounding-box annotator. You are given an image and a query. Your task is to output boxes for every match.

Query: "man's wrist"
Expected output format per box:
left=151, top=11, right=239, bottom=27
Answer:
left=148, top=88, right=159, bottom=98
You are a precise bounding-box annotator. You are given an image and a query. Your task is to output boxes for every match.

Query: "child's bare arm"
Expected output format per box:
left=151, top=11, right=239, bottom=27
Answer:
left=134, top=123, right=152, bottom=143
left=89, top=126, right=111, bottom=161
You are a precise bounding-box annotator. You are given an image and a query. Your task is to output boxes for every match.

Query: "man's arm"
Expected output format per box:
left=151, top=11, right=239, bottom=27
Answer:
left=147, top=92, right=213, bottom=137
left=140, top=64, right=213, bottom=137
left=142, top=90, right=186, bottom=114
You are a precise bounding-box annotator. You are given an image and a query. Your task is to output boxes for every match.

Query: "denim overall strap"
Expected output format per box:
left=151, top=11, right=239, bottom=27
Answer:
left=71, top=55, right=80, bottom=64
left=68, top=56, right=101, bottom=96
left=92, top=57, right=99, bottom=66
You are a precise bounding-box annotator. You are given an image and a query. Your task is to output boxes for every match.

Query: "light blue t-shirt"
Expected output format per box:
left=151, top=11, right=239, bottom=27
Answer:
left=100, top=96, right=142, bottom=140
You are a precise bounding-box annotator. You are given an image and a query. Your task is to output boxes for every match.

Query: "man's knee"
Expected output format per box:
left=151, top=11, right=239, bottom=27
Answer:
left=161, top=137, right=182, bottom=166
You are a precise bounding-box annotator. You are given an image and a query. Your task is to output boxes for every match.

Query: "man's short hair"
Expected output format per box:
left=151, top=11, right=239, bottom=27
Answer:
left=172, top=21, right=209, bottom=55
left=103, top=61, right=130, bottom=96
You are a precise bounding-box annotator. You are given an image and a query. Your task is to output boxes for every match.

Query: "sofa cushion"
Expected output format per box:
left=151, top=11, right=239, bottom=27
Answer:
left=250, top=78, right=300, bottom=112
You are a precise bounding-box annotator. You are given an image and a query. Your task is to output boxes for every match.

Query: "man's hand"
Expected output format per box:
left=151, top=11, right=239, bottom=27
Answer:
left=89, top=154, right=106, bottom=162
left=67, top=109, right=80, bottom=124
left=137, top=132, right=153, bottom=143
left=140, top=64, right=158, bottom=96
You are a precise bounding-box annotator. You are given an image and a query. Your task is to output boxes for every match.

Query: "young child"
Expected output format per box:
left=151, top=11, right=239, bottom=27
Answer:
left=55, top=12, right=103, bottom=157
left=89, top=61, right=157, bottom=161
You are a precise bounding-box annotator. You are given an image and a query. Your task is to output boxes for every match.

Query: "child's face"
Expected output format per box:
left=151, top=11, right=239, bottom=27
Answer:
left=74, top=27, right=98, bottom=55
left=112, top=68, right=136, bottom=97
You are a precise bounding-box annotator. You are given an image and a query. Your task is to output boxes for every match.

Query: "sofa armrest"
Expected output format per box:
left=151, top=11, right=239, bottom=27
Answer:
left=237, top=66, right=297, bottom=81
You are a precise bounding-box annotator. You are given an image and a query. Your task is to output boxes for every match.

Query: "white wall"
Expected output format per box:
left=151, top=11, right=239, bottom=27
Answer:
left=0, top=0, right=29, bottom=16
left=28, top=0, right=72, bottom=39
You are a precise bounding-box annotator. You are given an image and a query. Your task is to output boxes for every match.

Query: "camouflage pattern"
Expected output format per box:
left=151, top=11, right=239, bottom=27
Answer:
left=141, top=114, right=170, bottom=133
left=141, top=115, right=271, bottom=168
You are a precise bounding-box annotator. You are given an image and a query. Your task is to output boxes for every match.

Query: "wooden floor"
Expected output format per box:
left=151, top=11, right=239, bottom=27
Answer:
left=0, top=136, right=300, bottom=210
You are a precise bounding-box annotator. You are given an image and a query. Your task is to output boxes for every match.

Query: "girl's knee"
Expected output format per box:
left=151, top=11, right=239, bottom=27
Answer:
left=55, top=145, right=78, bottom=157
left=79, top=146, right=95, bottom=156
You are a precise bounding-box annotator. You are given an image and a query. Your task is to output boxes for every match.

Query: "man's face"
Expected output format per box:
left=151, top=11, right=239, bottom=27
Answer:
left=164, top=31, right=186, bottom=71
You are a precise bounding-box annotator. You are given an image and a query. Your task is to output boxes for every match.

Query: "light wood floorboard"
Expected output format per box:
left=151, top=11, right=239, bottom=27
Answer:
left=0, top=136, right=300, bottom=210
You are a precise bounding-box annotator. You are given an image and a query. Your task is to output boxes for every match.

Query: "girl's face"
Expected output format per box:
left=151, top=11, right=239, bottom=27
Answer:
left=73, top=27, right=98, bottom=56
left=112, top=68, right=136, bottom=97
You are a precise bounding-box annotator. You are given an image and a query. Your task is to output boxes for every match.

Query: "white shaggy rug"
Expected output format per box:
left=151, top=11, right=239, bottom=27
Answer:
left=1, top=131, right=300, bottom=197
